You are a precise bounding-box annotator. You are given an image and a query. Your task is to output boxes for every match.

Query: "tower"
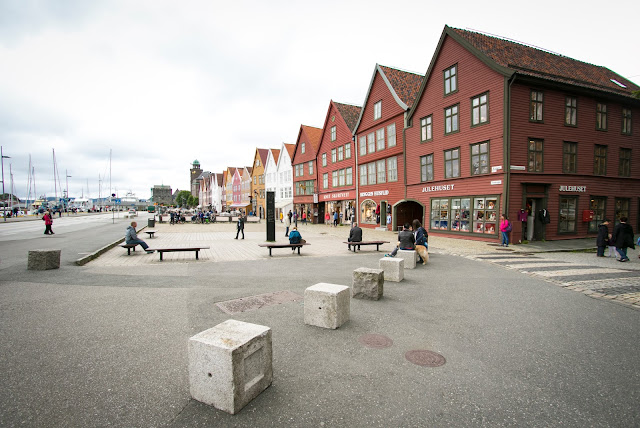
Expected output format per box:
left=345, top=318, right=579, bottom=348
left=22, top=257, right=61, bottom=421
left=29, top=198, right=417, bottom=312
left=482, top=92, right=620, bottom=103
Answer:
left=190, top=160, right=202, bottom=197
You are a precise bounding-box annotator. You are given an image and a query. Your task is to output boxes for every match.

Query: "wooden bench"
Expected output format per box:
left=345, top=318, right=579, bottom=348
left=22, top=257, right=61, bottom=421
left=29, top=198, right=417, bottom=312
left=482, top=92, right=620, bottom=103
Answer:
left=120, top=244, right=138, bottom=255
left=145, top=230, right=157, bottom=238
left=150, top=246, right=210, bottom=261
left=343, top=240, right=390, bottom=252
left=258, top=242, right=309, bottom=256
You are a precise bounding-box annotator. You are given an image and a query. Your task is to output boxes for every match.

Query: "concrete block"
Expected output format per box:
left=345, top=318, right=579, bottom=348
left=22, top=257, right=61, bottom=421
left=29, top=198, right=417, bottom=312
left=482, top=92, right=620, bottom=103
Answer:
left=27, top=249, right=61, bottom=270
left=188, top=319, right=272, bottom=415
left=304, top=283, right=350, bottom=329
left=397, top=250, right=417, bottom=269
left=352, top=268, right=384, bottom=300
left=379, top=257, right=404, bottom=282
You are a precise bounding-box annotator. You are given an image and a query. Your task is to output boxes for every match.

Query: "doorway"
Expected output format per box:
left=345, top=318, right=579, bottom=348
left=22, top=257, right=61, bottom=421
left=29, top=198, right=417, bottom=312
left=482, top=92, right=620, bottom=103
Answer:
left=526, top=197, right=546, bottom=241
left=380, top=201, right=387, bottom=227
left=395, top=200, right=424, bottom=231
left=318, top=202, right=325, bottom=224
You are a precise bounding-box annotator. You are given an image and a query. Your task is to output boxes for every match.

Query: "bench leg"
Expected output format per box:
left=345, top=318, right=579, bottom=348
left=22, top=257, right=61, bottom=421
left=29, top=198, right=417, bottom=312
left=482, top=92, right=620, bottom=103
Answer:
left=159, top=252, right=163, bottom=261
left=298, top=246, right=301, bottom=255
left=127, top=247, right=131, bottom=255
left=195, top=250, right=199, bottom=260
left=376, top=244, right=380, bottom=251
left=269, top=248, right=272, bottom=257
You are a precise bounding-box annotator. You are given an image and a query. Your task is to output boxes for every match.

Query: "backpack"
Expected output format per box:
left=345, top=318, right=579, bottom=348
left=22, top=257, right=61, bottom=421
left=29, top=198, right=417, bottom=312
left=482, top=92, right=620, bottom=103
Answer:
left=505, top=221, right=512, bottom=233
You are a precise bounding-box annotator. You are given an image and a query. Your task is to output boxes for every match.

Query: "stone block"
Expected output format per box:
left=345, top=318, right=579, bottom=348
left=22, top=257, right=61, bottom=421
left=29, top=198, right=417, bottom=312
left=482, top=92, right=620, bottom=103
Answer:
left=397, top=250, right=417, bottom=269
left=27, top=249, right=61, bottom=270
left=188, top=319, right=272, bottom=415
left=304, top=283, right=350, bottom=329
left=379, top=257, right=404, bottom=282
left=352, top=268, right=384, bottom=300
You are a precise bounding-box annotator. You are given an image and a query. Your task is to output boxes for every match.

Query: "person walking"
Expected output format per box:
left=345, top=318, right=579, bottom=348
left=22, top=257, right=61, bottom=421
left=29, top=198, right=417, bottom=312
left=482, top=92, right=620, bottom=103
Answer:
left=499, top=214, right=511, bottom=247
left=612, top=217, right=635, bottom=262
left=284, top=210, right=291, bottom=237
left=235, top=212, right=245, bottom=239
left=125, top=222, right=154, bottom=253
left=596, top=219, right=611, bottom=257
left=43, top=209, right=54, bottom=235
left=333, top=210, right=339, bottom=227
left=302, top=210, right=307, bottom=225
left=325, top=212, right=330, bottom=225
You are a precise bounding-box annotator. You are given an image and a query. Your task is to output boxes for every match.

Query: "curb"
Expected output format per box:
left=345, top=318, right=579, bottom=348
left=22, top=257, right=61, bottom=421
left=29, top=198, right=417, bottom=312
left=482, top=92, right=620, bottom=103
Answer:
left=75, top=226, right=147, bottom=266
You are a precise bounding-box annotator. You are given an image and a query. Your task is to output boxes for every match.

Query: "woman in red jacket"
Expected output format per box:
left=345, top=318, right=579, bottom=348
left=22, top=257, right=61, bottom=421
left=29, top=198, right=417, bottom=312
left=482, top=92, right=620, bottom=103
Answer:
left=43, top=210, right=54, bottom=235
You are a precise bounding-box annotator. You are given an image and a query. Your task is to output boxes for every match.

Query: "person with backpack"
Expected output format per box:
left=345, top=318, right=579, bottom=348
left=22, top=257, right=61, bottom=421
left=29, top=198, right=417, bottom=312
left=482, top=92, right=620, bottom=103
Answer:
left=500, top=214, right=511, bottom=247
left=288, top=226, right=303, bottom=252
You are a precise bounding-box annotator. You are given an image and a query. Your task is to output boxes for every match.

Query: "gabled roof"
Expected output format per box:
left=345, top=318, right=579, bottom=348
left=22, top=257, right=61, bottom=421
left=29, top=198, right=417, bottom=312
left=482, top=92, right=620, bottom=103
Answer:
left=246, top=167, right=253, bottom=175
left=269, top=149, right=281, bottom=166
left=257, top=148, right=269, bottom=166
left=302, top=125, right=323, bottom=152
left=354, top=64, right=424, bottom=133
left=284, top=143, right=295, bottom=159
left=334, top=102, right=362, bottom=133
left=216, top=173, right=224, bottom=185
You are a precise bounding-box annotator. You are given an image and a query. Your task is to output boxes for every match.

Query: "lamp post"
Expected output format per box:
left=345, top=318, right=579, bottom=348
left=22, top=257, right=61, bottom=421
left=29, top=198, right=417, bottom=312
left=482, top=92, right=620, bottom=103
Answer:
left=66, top=170, right=72, bottom=216
left=1, top=146, right=10, bottom=221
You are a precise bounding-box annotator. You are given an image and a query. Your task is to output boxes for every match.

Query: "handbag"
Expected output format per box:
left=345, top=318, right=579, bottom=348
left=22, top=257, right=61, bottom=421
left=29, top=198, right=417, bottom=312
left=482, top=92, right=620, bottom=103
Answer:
left=504, top=221, right=512, bottom=233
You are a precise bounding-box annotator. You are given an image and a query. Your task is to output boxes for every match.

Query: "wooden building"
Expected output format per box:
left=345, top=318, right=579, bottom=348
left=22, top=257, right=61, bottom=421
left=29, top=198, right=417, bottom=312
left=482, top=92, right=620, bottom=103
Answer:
left=292, top=125, right=323, bottom=223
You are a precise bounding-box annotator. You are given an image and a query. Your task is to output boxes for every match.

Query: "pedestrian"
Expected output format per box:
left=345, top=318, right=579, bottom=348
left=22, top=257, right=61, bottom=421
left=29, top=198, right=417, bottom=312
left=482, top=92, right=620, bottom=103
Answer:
left=333, top=210, right=339, bottom=227
left=412, top=219, right=429, bottom=264
left=284, top=210, right=291, bottom=237
left=385, top=223, right=415, bottom=257
left=386, top=212, right=392, bottom=230
left=125, top=221, right=154, bottom=253
left=302, top=210, right=307, bottom=225
left=596, top=219, right=611, bottom=257
left=499, top=214, right=511, bottom=247
left=280, top=212, right=283, bottom=223
left=288, top=226, right=303, bottom=251
left=43, top=209, right=54, bottom=235
left=612, top=217, right=635, bottom=262
left=347, top=222, right=363, bottom=251
left=325, top=212, right=330, bottom=225
left=235, top=212, right=245, bottom=239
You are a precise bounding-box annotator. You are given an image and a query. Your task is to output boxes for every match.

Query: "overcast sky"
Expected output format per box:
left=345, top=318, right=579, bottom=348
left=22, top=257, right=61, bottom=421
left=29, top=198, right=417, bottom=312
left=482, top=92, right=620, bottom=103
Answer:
left=1, top=0, right=639, bottom=202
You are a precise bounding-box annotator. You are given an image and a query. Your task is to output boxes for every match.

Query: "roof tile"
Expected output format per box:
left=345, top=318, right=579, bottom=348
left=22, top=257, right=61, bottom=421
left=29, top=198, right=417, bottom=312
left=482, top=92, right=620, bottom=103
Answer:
left=379, top=65, right=424, bottom=107
left=334, top=102, right=362, bottom=132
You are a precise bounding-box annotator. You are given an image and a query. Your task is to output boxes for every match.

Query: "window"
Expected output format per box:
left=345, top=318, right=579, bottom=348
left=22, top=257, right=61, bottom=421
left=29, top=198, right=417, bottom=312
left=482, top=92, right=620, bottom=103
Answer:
left=301, top=142, right=305, bottom=154
left=338, top=169, right=345, bottom=186
left=374, top=101, right=381, bottom=120
left=445, top=105, right=459, bottom=134
left=360, top=165, right=367, bottom=185
left=376, top=159, right=386, bottom=183
left=322, top=153, right=327, bottom=167
left=420, top=154, right=433, bottom=182
left=622, top=108, right=632, bottom=135
left=323, top=173, right=328, bottom=189
left=559, top=196, right=577, bottom=233
left=330, top=126, right=337, bottom=141
left=594, top=144, right=607, bottom=176
left=596, top=103, right=607, bottom=130
left=331, top=148, right=337, bottom=163
left=294, top=164, right=299, bottom=177
left=363, top=132, right=374, bottom=154
left=361, top=199, right=377, bottom=224
left=471, top=142, right=489, bottom=175
left=345, top=143, right=351, bottom=159
left=563, top=142, right=577, bottom=173
left=332, top=171, right=338, bottom=188
left=387, top=124, right=396, bottom=147
left=444, top=64, right=457, bottom=95
left=338, top=146, right=344, bottom=161
left=387, top=156, right=398, bottom=182
left=588, top=196, right=606, bottom=233
left=565, top=97, right=577, bottom=126
left=528, top=139, right=543, bottom=172
left=530, top=90, right=543, bottom=122
left=359, top=136, right=366, bottom=156
left=367, top=162, right=376, bottom=185
left=346, top=167, right=352, bottom=185
left=420, top=115, right=432, bottom=141
left=619, top=148, right=631, bottom=177
left=254, top=176, right=257, bottom=185
left=615, top=198, right=629, bottom=224
left=376, top=128, right=385, bottom=151
left=471, top=93, right=488, bottom=126
left=444, top=148, right=460, bottom=178
left=308, top=161, right=313, bottom=175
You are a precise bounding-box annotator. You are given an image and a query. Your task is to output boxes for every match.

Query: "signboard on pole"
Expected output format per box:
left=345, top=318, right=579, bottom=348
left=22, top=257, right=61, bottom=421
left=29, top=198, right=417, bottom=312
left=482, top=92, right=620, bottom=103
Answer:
left=266, top=191, right=275, bottom=242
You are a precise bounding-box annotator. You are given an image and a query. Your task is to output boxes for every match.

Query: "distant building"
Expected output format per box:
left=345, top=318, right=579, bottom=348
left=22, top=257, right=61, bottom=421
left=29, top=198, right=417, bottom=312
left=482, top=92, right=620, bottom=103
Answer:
left=151, top=185, right=173, bottom=205
left=190, top=160, right=203, bottom=197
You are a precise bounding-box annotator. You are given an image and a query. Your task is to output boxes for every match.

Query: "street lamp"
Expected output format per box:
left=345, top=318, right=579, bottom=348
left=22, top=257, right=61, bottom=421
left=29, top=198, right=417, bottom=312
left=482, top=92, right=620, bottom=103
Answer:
left=1, top=146, right=10, bottom=222
left=66, top=170, right=72, bottom=216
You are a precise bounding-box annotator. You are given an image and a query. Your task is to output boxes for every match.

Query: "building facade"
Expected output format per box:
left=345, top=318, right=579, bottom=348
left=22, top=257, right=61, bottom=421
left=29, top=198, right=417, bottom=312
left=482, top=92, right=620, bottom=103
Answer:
left=251, top=149, right=269, bottom=218
left=264, top=148, right=280, bottom=217
left=276, top=143, right=295, bottom=216
left=151, top=185, right=173, bottom=205
left=292, top=125, right=323, bottom=223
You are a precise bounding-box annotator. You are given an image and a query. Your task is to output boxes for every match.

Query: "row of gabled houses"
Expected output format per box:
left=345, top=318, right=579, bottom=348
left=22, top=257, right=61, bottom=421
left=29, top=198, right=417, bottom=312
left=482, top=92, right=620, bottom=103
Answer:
left=197, top=25, right=640, bottom=243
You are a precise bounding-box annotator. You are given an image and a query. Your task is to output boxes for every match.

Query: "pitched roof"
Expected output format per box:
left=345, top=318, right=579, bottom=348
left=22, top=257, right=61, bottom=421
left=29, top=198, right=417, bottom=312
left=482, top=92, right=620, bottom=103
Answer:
left=449, top=26, right=639, bottom=98
left=378, top=65, right=424, bottom=107
left=301, top=125, right=323, bottom=152
left=270, top=149, right=281, bottom=165
left=334, top=102, right=362, bottom=132
left=284, top=143, right=295, bottom=159
left=216, top=173, right=224, bottom=184
left=246, top=167, right=253, bottom=175
left=257, top=148, right=269, bottom=165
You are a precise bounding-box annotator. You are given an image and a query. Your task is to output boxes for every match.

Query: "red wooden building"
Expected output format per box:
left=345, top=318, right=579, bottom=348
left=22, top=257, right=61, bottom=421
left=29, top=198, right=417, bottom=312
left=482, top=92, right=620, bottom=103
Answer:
left=353, top=64, right=423, bottom=230
left=404, top=26, right=640, bottom=242
left=292, top=124, right=323, bottom=223
left=316, top=100, right=362, bottom=225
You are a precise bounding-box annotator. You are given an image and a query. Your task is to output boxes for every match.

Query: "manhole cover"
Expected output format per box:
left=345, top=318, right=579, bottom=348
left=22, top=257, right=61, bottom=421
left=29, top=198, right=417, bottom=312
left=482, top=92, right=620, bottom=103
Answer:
left=358, top=334, right=393, bottom=349
left=405, top=350, right=446, bottom=367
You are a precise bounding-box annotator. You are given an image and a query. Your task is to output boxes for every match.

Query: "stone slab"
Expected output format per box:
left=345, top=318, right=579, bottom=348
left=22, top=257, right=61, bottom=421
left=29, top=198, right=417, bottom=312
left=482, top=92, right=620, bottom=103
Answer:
left=304, top=283, right=350, bottom=329
left=188, top=319, right=272, bottom=415
left=27, top=249, right=61, bottom=270
left=379, top=257, right=404, bottom=282
left=352, top=267, right=384, bottom=300
left=397, top=250, right=417, bottom=269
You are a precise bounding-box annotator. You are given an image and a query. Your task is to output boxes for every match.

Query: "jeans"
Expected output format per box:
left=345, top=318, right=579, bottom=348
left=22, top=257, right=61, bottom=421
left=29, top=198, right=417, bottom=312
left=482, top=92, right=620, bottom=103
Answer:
left=285, top=226, right=289, bottom=237
left=617, top=247, right=628, bottom=260
left=126, top=239, right=149, bottom=250
left=501, top=231, right=509, bottom=246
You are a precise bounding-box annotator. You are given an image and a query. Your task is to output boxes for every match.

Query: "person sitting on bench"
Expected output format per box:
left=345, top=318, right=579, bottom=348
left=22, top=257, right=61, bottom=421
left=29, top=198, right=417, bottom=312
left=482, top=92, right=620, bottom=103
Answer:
left=348, top=223, right=362, bottom=251
left=288, top=226, right=303, bottom=252
left=385, top=223, right=415, bottom=257
left=125, top=221, right=154, bottom=254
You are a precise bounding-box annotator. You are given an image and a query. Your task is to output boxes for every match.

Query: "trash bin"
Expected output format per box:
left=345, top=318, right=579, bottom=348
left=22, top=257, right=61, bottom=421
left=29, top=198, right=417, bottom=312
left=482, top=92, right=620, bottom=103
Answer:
left=148, top=218, right=155, bottom=228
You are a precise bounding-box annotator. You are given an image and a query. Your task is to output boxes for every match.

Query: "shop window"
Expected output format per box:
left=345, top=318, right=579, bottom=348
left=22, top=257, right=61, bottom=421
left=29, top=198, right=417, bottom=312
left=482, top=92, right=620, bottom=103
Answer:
left=588, top=196, right=606, bottom=233
left=528, top=139, right=543, bottom=172
left=565, top=96, right=577, bottom=126
left=619, top=148, right=631, bottom=177
left=615, top=198, right=629, bottom=225
left=450, top=198, right=471, bottom=232
left=559, top=196, right=578, bottom=233
left=431, top=196, right=496, bottom=235
left=471, top=141, right=489, bottom=175
left=594, top=144, right=607, bottom=176
left=472, top=197, right=498, bottom=235
left=563, top=142, right=577, bottom=173
left=361, top=199, right=377, bottom=224
left=431, top=199, right=449, bottom=230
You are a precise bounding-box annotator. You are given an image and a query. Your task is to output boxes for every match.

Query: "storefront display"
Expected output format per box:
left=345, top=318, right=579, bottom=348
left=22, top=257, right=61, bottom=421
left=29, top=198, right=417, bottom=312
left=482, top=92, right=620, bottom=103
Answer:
left=361, top=199, right=377, bottom=224
left=431, top=195, right=498, bottom=235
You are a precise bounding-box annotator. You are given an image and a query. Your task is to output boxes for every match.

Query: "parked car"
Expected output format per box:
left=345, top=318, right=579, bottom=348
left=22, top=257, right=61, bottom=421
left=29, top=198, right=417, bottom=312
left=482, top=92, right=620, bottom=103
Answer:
left=128, top=209, right=137, bottom=217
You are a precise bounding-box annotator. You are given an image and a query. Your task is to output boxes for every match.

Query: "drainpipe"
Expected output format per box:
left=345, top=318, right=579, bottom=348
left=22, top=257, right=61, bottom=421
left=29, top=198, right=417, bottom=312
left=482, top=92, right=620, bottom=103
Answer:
left=353, top=134, right=358, bottom=224
left=504, top=74, right=517, bottom=217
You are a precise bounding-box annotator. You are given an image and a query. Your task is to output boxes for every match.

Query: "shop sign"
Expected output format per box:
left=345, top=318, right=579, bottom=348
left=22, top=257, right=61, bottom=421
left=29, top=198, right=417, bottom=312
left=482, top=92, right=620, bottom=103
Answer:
left=320, top=190, right=355, bottom=201
left=359, top=190, right=389, bottom=197
left=559, top=185, right=586, bottom=192
left=491, top=180, right=502, bottom=185
left=491, top=165, right=502, bottom=173
left=422, top=184, right=455, bottom=193
left=510, top=165, right=526, bottom=170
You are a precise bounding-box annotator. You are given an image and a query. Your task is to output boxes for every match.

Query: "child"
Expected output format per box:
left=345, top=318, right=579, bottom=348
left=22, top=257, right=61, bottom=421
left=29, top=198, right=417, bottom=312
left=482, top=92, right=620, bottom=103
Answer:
left=607, top=234, right=617, bottom=259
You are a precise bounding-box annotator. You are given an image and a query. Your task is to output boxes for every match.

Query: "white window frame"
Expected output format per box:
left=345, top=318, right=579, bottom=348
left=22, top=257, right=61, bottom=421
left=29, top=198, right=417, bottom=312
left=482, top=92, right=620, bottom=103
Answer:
left=374, top=101, right=382, bottom=120
left=387, top=156, right=398, bottom=182
left=376, top=159, right=386, bottom=183
left=331, top=126, right=337, bottom=141
left=367, top=132, right=375, bottom=153
left=387, top=123, right=396, bottom=147
left=376, top=128, right=385, bottom=151
left=359, top=136, right=366, bottom=156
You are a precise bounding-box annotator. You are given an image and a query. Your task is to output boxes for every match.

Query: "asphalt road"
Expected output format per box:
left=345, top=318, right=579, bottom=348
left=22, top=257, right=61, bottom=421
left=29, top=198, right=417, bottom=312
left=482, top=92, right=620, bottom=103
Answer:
left=0, top=220, right=638, bottom=427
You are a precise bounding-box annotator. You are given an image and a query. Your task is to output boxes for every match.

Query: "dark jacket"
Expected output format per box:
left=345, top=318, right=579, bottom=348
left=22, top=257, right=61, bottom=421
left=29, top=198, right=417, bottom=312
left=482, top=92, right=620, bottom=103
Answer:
left=415, top=227, right=428, bottom=246
left=237, top=216, right=244, bottom=230
left=612, top=222, right=635, bottom=249
left=596, top=223, right=609, bottom=247
left=348, top=226, right=363, bottom=242
left=289, top=230, right=301, bottom=244
left=398, top=229, right=415, bottom=250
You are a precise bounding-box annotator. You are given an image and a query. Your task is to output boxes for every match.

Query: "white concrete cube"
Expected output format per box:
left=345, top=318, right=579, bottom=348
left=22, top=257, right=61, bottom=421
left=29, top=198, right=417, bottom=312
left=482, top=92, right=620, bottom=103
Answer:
left=27, top=249, right=61, bottom=270
left=304, top=283, right=350, bottom=329
left=352, top=268, right=384, bottom=300
left=397, top=250, right=417, bottom=269
left=188, top=319, right=272, bottom=415
left=379, top=257, right=404, bottom=282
